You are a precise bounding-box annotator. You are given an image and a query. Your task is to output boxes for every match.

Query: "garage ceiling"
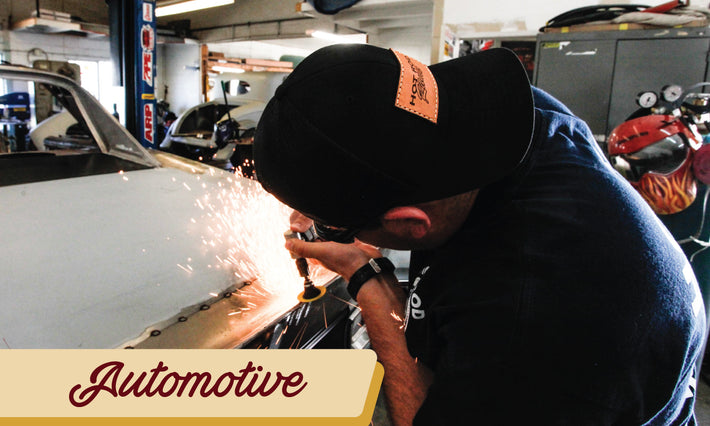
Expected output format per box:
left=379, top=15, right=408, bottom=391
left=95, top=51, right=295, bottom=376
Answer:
left=5, top=1, right=669, bottom=51
left=296, top=0, right=434, bottom=35
left=157, top=0, right=435, bottom=44
left=5, top=1, right=670, bottom=40
left=5, top=1, right=663, bottom=42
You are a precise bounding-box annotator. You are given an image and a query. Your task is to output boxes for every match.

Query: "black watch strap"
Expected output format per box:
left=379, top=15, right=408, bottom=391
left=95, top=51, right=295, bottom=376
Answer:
left=347, top=257, right=395, bottom=300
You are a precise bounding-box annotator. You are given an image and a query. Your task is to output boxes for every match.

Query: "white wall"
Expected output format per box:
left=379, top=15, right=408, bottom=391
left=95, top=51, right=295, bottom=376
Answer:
left=207, top=40, right=313, bottom=62
left=369, top=27, right=431, bottom=65
left=6, top=32, right=110, bottom=66
left=161, top=43, right=202, bottom=115
left=156, top=44, right=167, bottom=102
left=206, top=35, right=430, bottom=74
left=2, top=31, right=124, bottom=120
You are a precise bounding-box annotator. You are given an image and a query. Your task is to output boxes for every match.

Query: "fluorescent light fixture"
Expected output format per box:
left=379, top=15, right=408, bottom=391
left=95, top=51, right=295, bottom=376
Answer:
left=156, top=0, right=234, bottom=17
left=211, top=66, right=245, bottom=74
left=307, top=30, right=367, bottom=44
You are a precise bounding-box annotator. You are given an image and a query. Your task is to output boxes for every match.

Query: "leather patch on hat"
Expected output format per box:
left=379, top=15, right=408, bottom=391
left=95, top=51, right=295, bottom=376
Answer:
left=391, top=49, right=439, bottom=124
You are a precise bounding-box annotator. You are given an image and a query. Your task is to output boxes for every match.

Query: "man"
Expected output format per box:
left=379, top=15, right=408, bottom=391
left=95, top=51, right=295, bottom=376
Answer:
left=253, top=44, right=705, bottom=425
left=608, top=113, right=710, bottom=381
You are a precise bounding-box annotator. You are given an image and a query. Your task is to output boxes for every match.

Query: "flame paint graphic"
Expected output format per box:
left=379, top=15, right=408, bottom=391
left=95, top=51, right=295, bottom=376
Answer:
left=632, top=158, right=697, bottom=215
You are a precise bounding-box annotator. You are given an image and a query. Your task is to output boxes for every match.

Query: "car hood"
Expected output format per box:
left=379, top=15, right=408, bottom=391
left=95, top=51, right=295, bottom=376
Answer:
left=0, top=154, right=315, bottom=348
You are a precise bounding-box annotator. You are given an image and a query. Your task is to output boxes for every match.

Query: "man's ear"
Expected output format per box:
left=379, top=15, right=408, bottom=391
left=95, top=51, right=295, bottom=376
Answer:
left=382, top=206, right=432, bottom=239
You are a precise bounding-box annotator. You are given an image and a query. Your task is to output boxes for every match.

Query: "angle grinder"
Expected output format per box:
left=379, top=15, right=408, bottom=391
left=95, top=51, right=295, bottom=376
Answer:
left=284, top=227, right=326, bottom=303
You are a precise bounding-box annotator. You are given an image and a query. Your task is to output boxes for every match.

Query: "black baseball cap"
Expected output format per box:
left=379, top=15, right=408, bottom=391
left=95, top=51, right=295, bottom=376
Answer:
left=253, top=44, right=534, bottom=228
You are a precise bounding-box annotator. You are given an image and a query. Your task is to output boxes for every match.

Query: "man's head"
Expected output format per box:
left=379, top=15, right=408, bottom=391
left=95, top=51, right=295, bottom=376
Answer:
left=354, top=190, right=481, bottom=250
left=253, top=44, right=534, bottom=236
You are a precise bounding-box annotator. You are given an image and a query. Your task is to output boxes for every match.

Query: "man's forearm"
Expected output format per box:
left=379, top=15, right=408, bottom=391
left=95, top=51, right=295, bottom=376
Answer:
left=357, top=274, right=433, bottom=426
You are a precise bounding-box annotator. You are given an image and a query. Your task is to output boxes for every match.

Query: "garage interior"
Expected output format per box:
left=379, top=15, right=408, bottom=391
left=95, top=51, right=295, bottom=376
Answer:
left=2, top=0, right=710, bottom=423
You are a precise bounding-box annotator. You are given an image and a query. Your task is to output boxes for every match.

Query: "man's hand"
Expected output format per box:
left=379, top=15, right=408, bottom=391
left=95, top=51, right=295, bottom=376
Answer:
left=288, top=212, right=430, bottom=425
left=287, top=210, right=381, bottom=279
left=289, top=210, right=313, bottom=234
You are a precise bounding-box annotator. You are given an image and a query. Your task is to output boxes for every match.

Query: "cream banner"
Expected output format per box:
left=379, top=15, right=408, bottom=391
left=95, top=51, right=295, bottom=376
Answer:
left=0, top=349, right=383, bottom=424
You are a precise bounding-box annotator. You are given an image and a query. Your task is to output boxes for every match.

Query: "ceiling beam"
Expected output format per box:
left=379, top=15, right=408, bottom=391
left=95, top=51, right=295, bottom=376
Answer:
left=358, top=16, right=432, bottom=31
left=333, top=2, right=432, bottom=22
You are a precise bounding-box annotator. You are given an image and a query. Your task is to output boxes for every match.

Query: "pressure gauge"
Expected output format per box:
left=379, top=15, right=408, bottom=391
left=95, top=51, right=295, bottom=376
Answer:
left=661, top=84, right=683, bottom=103
left=636, top=91, right=658, bottom=109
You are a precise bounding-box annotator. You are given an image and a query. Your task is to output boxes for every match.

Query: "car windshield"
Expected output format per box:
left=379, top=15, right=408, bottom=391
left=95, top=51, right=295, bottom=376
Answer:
left=0, top=66, right=159, bottom=187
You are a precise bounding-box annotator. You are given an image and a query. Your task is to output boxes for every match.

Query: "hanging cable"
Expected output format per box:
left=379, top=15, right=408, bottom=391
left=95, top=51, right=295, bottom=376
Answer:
left=26, top=47, right=49, bottom=65
left=677, top=185, right=710, bottom=261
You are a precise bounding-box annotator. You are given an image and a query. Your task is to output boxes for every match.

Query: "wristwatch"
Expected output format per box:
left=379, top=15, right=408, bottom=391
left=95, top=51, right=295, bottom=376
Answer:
left=347, top=257, right=395, bottom=300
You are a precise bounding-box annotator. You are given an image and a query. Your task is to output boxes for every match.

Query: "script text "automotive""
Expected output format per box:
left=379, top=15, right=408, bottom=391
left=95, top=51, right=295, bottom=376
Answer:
left=69, top=360, right=307, bottom=407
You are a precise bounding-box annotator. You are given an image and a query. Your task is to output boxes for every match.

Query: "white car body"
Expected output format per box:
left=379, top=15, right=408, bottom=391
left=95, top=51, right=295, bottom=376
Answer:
left=160, top=72, right=287, bottom=162
left=28, top=110, right=77, bottom=151
left=0, top=65, right=336, bottom=349
left=161, top=100, right=265, bottom=161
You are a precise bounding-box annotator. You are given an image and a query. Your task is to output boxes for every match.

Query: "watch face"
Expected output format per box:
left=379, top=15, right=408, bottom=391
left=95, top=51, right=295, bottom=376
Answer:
left=662, top=84, right=683, bottom=103
left=637, top=91, right=658, bottom=109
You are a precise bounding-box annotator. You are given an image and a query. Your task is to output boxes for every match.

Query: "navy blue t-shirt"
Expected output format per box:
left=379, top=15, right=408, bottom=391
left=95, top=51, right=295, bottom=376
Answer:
left=405, top=87, right=706, bottom=425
